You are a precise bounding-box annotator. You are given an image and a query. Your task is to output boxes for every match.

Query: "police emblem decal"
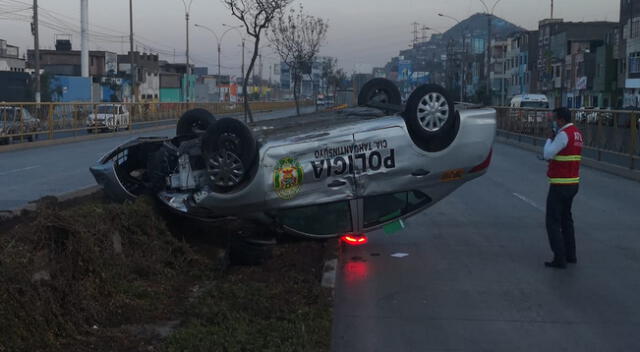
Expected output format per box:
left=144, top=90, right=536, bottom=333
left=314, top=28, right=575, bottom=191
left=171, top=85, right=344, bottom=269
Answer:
left=273, top=157, right=304, bottom=200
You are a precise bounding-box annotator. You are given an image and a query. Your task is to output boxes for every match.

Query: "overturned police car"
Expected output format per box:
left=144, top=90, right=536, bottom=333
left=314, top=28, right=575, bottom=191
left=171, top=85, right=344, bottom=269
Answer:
left=91, top=79, right=495, bottom=240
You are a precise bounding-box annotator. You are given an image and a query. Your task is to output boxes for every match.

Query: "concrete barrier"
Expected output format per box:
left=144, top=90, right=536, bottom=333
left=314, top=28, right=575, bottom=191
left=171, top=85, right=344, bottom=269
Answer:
left=497, top=135, right=640, bottom=183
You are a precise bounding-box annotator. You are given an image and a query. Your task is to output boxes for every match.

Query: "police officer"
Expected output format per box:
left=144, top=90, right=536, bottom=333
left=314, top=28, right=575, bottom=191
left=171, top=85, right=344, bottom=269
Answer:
left=543, top=107, right=583, bottom=269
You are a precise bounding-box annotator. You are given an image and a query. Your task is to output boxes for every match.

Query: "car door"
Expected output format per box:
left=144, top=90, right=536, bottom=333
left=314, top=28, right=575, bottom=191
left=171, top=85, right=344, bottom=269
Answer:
left=262, top=129, right=357, bottom=210
left=352, top=120, right=431, bottom=198
left=263, top=129, right=360, bottom=238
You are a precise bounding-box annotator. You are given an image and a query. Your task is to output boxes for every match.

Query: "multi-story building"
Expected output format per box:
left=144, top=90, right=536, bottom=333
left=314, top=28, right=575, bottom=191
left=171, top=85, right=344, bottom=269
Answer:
left=489, top=39, right=508, bottom=105
left=592, top=30, right=619, bottom=108
left=0, top=39, right=25, bottom=72
left=118, top=52, right=160, bottom=102
left=27, top=40, right=117, bottom=77
left=620, top=0, right=640, bottom=107
left=536, top=19, right=617, bottom=108
left=505, top=31, right=539, bottom=100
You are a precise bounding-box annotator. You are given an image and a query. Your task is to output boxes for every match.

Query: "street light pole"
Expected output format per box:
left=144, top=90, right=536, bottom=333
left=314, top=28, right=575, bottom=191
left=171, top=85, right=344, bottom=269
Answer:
left=129, top=0, right=135, bottom=103
left=195, top=24, right=243, bottom=102
left=32, top=0, right=40, bottom=103
left=479, top=0, right=502, bottom=105
left=181, top=0, right=194, bottom=103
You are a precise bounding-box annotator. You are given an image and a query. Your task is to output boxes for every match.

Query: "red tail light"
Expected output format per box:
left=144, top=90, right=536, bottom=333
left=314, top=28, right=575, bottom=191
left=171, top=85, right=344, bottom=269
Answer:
left=470, top=149, right=493, bottom=173
left=341, top=233, right=368, bottom=246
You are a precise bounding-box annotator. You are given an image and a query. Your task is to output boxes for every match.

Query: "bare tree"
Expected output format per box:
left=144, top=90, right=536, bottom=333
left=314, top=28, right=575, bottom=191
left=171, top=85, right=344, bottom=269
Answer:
left=270, top=4, right=328, bottom=116
left=223, top=0, right=291, bottom=123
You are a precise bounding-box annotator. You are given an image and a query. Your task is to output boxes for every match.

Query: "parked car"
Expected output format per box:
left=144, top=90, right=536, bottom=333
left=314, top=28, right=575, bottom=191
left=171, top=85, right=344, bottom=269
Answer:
left=510, top=94, right=549, bottom=109
left=91, top=79, right=496, bottom=241
left=0, top=106, right=41, bottom=144
left=86, top=104, right=130, bottom=133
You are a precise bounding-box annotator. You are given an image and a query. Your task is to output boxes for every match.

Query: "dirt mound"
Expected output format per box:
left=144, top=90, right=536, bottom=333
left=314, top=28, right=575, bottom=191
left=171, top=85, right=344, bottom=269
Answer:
left=0, top=196, right=209, bottom=351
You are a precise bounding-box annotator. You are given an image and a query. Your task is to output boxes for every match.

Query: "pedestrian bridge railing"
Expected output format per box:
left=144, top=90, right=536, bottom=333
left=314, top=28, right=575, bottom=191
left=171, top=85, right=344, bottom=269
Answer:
left=495, top=107, right=640, bottom=170
left=0, top=100, right=306, bottom=146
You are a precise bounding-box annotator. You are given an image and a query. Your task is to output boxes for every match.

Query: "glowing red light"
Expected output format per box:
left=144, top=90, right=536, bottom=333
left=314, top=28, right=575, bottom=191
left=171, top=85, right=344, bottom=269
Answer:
left=470, top=149, right=493, bottom=173
left=341, top=233, right=368, bottom=246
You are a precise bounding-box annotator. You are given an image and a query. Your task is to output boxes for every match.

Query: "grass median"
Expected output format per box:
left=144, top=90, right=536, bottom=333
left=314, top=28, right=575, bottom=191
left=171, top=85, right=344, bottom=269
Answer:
left=0, top=193, right=332, bottom=352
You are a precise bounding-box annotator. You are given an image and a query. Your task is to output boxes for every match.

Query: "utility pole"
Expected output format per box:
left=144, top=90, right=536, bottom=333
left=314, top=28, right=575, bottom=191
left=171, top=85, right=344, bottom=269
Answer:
left=129, top=0, right=135, bottom=102
left=182, top=0, right=193, bottom=103
left=80, top=0, right=89, bottom=78
left=487, top=14, right=492, bottom=105
left=185, top=11, right=190, bottom=102
left=259, top=53, right=263, bottom=101
left=217, top=42, right=221, bottom=101
left=241, top=38, right=245, bottom=119
left=32, top=0, right=40, bottom=103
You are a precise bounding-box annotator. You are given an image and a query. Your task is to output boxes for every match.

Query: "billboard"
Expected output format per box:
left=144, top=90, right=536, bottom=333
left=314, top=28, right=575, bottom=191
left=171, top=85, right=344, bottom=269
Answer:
left=398, top=60, right=412, bottom=81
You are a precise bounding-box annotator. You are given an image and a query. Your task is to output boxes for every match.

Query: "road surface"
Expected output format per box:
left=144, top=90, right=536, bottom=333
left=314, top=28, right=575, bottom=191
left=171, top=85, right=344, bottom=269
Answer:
left=332, top=142, right=640, bottom=351
left=0, top=106, right=314, bottom=210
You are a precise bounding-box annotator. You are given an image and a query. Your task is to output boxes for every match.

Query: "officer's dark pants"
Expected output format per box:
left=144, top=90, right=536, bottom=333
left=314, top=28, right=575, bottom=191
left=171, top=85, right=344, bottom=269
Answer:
left=546, top=184, right=579, bottom=263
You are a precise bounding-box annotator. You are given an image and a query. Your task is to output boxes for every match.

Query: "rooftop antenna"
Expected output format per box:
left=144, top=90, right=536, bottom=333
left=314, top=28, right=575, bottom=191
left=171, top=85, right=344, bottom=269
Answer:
left=550, top=0, right=554, bottom=19
left=412, top=22, right=419, bottom=47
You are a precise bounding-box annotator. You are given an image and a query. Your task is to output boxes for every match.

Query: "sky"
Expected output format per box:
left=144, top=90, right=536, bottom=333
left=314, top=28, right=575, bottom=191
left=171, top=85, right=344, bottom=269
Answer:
left=0, top=0, right=620, bottom=76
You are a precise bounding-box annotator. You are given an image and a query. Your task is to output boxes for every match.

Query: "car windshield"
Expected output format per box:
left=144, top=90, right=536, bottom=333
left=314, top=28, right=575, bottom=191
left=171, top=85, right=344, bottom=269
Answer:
left=521, top=101, right=549, bottom=109
left=276, top=201, right=352, bottom=236
left=97, top=106, right=117, bottom=114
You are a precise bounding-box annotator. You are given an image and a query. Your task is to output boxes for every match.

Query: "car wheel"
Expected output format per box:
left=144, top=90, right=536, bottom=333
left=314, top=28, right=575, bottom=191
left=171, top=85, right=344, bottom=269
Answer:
left=202, top=117, right=257, bottom=190
left=176, top=108, right=216, bottom=136
left=403, top=84, right=459, bottom=152
left=357, top=78, right=402, bottom=109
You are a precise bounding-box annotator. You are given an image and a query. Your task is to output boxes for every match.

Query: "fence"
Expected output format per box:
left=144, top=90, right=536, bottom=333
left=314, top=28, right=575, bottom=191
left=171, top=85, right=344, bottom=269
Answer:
left=0, top=101, right=304, bottom=145
left=496, top=107, right=640, bottom=170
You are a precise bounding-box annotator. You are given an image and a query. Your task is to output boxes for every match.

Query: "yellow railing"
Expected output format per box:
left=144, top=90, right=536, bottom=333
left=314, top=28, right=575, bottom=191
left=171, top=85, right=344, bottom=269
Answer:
left=0, top=100, right=306, bottom=146
left=495, top=107, right=640, bottom=170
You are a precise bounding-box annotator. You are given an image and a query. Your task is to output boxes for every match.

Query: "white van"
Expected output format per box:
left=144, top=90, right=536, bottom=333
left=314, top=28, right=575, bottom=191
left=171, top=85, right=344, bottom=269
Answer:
left=510, top=94, right=549, bottom=109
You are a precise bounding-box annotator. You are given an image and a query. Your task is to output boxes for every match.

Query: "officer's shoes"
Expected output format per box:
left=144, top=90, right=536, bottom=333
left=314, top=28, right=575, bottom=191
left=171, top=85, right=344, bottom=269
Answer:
left=544, top=260, right=567, bottom=269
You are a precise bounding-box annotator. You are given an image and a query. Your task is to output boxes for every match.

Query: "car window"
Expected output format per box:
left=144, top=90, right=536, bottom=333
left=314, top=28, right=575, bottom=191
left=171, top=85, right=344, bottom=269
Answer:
left=521, top=101, right=548, bottom=109
left=98, top=106, right=115, bottom=114
left=363, top=191, right=431, bottom=228
left=0, top=108, right=17, bottom=121
left=276, top=201, right=352, bottom=236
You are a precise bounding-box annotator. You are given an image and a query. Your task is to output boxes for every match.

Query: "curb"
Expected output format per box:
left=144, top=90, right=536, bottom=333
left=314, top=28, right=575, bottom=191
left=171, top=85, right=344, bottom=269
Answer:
left=321, top=239, right=340, bottom=292
left=497, top=136, right=640, bottom=183
left=0, top=185, right=103, bottom=224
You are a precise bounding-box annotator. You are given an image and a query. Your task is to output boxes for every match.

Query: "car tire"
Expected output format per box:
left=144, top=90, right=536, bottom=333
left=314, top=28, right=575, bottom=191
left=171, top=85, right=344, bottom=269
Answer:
left=176, top=108, right=216, bottom=136
left=357, top=78, right=402, bottom=108
left=202, top=117, right=257, bottom=190
left=403, top=84, right=459, bottom=152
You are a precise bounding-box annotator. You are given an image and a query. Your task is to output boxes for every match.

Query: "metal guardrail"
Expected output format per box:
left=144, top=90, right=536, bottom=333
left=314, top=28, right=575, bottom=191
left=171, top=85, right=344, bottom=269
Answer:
left=0, top=100, right=308, bottom=145
left=495, top=107, right=640, bottom=170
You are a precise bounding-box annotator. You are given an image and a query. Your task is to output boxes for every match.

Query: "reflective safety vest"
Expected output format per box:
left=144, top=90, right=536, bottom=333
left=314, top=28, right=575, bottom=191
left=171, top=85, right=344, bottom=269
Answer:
left=548, top=124, right=583, bottom=185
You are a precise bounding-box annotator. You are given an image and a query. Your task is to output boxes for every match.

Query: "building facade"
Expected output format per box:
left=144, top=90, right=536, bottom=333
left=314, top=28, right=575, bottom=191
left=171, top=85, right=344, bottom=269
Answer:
left=0, top=39, right=25, bottom=72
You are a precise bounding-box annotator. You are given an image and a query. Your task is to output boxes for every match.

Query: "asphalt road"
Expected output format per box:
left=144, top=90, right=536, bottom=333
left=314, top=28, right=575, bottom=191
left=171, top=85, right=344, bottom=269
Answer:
left=332, top=143, right=640, bottom=351
left=0, top=106, right=314, bottom=210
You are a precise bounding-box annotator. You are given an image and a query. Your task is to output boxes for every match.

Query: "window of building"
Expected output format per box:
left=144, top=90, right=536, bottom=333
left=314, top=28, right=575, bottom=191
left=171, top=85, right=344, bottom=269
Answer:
left=629, top=52, right=640, bottom=74
left=633, top=17, right=640, bottom=38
